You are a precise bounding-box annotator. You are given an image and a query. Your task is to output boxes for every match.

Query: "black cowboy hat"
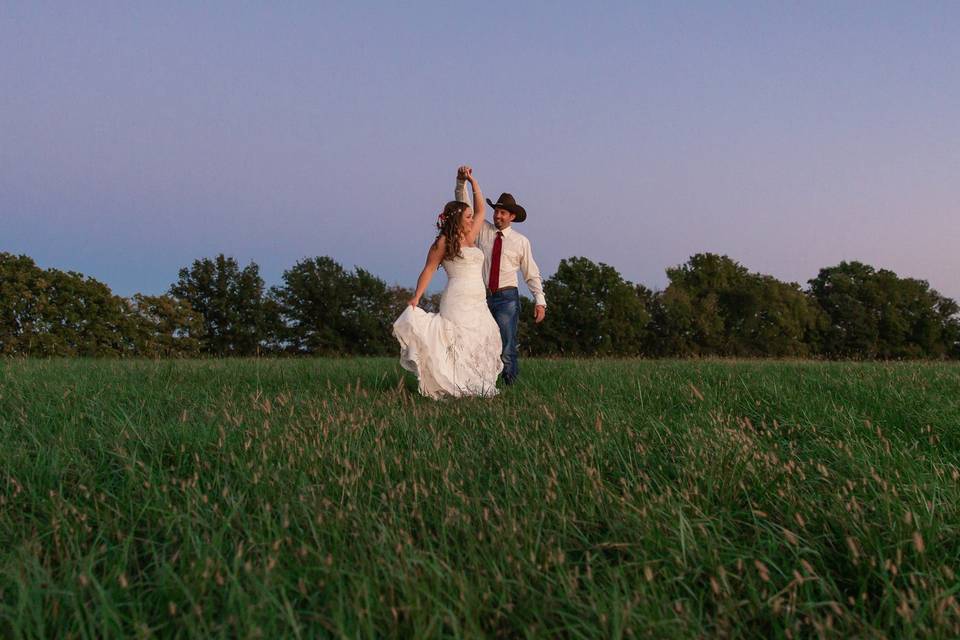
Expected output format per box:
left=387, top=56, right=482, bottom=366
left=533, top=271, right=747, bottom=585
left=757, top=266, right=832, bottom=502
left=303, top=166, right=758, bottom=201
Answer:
left=486, top=193, right=527, bottom=223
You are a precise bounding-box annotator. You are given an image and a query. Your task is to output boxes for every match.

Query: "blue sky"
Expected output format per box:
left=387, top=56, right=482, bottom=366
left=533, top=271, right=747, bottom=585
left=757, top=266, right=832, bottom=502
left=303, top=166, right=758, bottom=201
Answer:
left=2, top=1, right=958, bottom=299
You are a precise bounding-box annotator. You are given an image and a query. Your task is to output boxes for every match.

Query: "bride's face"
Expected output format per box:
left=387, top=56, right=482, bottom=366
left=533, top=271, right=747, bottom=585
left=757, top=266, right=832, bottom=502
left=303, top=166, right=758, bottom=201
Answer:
left=459, top=206, right=474, bottom=233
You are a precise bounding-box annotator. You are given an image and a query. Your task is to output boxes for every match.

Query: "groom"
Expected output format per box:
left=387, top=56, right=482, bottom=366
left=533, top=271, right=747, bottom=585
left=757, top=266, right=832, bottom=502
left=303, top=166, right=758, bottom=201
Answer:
left=456, top=166, right=546, bottom=385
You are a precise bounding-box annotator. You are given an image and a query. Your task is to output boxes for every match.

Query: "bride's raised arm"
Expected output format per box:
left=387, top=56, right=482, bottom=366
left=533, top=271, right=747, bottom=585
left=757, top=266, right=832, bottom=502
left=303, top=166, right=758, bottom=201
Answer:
left=463, top=168, right=486, bottom=245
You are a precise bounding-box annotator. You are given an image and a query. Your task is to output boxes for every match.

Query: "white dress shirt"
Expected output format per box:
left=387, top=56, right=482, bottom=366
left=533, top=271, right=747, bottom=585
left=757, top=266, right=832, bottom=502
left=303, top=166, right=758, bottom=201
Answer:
left=456, top=180, right=547, bottom=307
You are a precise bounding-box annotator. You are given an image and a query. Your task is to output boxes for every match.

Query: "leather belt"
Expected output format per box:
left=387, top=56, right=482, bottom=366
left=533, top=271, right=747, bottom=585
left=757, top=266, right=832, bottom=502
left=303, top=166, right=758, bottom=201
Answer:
left=487, top=286, right=518, bottom=296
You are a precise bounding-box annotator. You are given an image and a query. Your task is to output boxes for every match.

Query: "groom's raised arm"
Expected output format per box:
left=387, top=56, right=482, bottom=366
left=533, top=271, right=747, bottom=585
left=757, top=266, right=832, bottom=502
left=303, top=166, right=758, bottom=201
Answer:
left=455, top=166, right=470, bottom=205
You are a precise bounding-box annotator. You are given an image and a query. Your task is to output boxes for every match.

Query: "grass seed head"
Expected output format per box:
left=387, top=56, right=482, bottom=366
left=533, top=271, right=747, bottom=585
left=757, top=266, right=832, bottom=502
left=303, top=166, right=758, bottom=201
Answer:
left=913, top=531, right=925, bottom=554
left=710, top=576, right=722, bottom=595
left=755, top=560, right=771, bottom=582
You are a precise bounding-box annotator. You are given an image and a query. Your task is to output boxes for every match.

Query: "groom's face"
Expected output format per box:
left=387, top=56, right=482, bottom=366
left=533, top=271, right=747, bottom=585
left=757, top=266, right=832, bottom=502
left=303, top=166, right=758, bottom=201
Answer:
left=493, top=208, right=515, bottom=230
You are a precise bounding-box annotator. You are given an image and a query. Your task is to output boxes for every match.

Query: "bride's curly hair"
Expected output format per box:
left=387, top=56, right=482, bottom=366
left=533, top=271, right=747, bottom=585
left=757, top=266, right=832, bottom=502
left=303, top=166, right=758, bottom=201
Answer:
left=434, top=200, right=470, bottom=262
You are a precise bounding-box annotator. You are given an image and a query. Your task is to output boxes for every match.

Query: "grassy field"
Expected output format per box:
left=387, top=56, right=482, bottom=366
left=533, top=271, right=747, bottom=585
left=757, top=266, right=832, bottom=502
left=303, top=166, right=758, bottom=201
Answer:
left=1, top=358, right=959, bottom=638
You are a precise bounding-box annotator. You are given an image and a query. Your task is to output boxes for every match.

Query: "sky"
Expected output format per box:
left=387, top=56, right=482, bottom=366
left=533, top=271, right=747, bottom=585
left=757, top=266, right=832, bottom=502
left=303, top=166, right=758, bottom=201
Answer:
left=2, top=1, right=958, bottom=300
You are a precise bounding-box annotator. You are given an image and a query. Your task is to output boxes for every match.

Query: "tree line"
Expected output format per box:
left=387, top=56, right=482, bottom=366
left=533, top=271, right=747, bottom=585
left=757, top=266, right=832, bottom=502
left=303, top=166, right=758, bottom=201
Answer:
left=2, top=251, right=957, bottom=359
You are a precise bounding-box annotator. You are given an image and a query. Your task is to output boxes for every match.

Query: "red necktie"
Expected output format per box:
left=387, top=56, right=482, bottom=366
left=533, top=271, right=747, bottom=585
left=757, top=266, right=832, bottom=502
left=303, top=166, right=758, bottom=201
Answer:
left=488, top=231, right=503, bottom=292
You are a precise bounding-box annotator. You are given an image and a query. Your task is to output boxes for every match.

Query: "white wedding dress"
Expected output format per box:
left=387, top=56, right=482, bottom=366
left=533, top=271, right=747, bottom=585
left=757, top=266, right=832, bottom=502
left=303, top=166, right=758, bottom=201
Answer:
left=393, top=246, right=503, bottom=399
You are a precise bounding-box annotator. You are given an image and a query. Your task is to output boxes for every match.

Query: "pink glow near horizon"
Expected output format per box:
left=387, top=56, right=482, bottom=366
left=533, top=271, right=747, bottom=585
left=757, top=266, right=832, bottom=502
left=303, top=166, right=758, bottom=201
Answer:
left=2, top=2, right=958, bottom=300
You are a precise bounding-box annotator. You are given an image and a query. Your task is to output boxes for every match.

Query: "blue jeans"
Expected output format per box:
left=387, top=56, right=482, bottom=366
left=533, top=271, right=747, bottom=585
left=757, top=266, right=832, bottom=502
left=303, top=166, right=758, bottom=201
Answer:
left=487, top=288, right=520, bottom=384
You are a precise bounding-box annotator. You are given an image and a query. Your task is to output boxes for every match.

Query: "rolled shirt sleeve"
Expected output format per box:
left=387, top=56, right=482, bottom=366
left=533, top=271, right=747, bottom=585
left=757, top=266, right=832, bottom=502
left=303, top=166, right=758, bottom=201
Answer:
left=520, top=237, right=546, bottom=307
left=455, top=179, right=469, bottom=205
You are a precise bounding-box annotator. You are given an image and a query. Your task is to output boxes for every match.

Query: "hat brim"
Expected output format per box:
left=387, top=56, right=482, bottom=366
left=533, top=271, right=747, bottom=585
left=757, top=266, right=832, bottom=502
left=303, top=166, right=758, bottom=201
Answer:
left=486, top=199, right=527, bottom=222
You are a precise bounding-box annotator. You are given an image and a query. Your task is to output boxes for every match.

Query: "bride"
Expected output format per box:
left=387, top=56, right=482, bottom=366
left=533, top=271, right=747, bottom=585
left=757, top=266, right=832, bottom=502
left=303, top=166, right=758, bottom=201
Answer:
left=393, top=168, right=503, bottom=399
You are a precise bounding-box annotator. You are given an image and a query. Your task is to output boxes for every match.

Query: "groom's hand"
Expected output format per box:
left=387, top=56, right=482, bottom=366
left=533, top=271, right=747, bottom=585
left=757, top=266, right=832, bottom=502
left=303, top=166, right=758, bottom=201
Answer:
left=457, top=165, right=471, bottom=180
left=534, top=305, right=546, bottom=323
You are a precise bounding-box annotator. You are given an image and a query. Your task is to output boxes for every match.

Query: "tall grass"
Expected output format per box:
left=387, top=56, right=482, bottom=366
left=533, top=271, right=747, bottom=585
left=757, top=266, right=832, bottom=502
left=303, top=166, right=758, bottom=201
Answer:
left=2, top=358, right=959, bottom=638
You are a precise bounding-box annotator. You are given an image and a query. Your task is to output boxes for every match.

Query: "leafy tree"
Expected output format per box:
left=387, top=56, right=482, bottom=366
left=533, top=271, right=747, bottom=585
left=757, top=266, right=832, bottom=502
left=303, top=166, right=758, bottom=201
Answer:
left=130, top=294, right=205, bottom=357
left=809, top=262, right=885, bottom=358
left=810, top=262, right=960, bottom=358
left=388, top=285, right=441, bottom=316
left=936, top=296, right=960, bottom=359
left=45, top=269, right=139, bottom=356
left=739, top=275, right=824, bottom=357
left=169, top=255, right=268, bottom=356
left=387, top=285, right=413, bottom=319
left=272, top=257, right=397, bottom=355
left=259, top=294, right=287, bottom=355
left=529, top=257, right=650, bottom=356
left=645, top=286, right=709, bottom=357
left=516, top=296, right=543, bottom=356
left=271, top=257, right=351, bottom=354
left=5, top=249, right=957, bottom=361
left=656, top=253, right=822, bottom=357
left=0, top=253, right=46, bottom=355
left=342, top=268, right=396, bottom=355
left=0, top=253, right=139, bottom=356
left=659, top=253, right=748, bottom=355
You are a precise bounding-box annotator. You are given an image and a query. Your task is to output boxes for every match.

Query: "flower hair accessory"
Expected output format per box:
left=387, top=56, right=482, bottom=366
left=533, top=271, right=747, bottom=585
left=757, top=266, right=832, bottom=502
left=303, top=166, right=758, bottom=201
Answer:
left=436, top=203, right=463, bottom=230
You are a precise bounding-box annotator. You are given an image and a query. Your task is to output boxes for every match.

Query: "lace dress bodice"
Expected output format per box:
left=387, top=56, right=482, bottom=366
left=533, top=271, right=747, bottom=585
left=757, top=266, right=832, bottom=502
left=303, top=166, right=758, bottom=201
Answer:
left=439, top=246, right=487, bottom=319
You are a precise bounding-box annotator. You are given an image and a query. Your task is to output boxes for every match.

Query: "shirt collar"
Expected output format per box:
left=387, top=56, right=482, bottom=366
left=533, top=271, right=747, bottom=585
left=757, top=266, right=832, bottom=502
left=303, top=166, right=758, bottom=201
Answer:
left=498, top=225, right=514, bottom=237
